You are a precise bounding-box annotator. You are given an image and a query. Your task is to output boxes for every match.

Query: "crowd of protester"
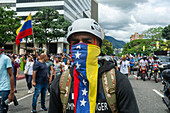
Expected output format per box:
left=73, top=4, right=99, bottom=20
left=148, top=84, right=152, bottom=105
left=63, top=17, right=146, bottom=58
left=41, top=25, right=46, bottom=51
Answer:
left=0, top=47, right=73, bottom=112
left=1, top=46, right=162, bottom=113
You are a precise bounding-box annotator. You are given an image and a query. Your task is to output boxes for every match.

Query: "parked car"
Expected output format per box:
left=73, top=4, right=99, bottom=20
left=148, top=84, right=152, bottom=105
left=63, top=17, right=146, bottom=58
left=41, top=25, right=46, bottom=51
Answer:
left=158, top=56, right=170, bottom=72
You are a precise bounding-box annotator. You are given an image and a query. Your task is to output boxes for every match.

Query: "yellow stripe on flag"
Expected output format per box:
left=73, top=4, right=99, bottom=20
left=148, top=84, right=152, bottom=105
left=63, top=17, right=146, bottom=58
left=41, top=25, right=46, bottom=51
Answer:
left=86, top=44, right=100, bottom=113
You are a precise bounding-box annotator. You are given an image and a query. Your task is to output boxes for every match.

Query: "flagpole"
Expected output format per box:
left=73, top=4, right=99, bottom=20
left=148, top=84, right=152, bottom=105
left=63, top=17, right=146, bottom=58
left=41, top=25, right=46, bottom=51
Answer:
left=25, top=36, right=28, bottom=58
left=30, top=11, right=34, bottom=49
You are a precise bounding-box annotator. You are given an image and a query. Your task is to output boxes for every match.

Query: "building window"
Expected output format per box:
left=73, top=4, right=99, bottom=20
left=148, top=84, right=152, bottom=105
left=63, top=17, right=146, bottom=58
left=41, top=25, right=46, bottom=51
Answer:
left=17, top=0, right=63, bottom=3
left=0, top=3, right=16, bottom=7
left=17, top=6, right=64, bottom=12
left=49, top=43, right=57, bottom=54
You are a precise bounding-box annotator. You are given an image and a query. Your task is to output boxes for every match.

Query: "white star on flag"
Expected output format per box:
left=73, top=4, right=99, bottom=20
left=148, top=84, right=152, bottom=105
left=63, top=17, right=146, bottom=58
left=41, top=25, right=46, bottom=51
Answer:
left=83, top=79, right=87, bottom=86
left=82, top=88, right=88, bottom=96
left=75, top=51, right=81, bottom=59
left=76, top=62, right=81, bottom=69
left=80, top=98, right=87, bottom=106
left=76, top=45, right=81, bottom=49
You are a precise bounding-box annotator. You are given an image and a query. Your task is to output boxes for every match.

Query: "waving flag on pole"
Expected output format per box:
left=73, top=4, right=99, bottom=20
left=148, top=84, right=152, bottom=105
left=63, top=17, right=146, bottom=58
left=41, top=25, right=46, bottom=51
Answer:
left=15, top=13, right=33, bottom=46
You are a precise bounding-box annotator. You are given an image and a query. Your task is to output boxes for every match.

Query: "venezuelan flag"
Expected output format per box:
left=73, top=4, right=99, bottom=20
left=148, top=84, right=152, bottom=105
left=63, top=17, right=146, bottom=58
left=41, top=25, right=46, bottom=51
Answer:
left=15, top=13, right=33, bottom=46
left=71, top=43, right=100, bottom=113
left=1, top=47, right=4, bottom=51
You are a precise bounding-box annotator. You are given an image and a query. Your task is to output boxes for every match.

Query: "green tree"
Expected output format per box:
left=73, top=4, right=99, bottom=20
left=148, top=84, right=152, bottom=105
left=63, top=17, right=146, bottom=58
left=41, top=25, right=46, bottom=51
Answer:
left=32, top=7, right=71, bottom=53
left=123, top=39, right=167, bottom=55
left=101, top=39, right=113, bottom=55
left=142, top=27, right=163, bottom=40
left=162, top=25, right=170, bottom=40
left=0, top=6, right=21, bottom=45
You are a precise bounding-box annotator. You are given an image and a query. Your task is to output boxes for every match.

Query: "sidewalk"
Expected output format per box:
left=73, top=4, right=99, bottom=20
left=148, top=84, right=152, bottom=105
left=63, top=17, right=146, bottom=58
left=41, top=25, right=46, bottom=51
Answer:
left=16, top=71, right=25, bottom=80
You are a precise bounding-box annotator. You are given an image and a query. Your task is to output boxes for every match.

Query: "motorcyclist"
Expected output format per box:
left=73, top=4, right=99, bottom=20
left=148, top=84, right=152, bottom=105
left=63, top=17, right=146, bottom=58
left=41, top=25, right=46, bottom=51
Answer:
left=150, top=55, right=162, bottom=79
left=137, top=56, right=149, bottom=79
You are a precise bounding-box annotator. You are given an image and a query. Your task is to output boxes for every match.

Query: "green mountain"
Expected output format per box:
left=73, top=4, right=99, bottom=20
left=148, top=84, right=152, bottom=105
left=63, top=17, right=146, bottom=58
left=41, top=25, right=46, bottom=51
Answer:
left=105, top=36, right=125, bottom=49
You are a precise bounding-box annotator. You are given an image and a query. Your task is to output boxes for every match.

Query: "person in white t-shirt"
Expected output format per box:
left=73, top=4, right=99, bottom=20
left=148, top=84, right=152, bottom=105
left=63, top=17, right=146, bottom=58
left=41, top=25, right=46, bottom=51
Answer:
left=120, top=56, right=130, bottom=77
left=137, top=56, right=149, bottom=79
left=65, top=59, right=71, bottom=71
left=59, top=58, right=65, bottom=73
left=24, top=55, right=34, bottom=94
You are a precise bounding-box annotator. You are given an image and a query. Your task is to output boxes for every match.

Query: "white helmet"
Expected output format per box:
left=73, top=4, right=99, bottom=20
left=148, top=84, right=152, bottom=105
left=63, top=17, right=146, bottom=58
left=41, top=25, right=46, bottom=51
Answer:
left=67, top=18, right=104, bottom=43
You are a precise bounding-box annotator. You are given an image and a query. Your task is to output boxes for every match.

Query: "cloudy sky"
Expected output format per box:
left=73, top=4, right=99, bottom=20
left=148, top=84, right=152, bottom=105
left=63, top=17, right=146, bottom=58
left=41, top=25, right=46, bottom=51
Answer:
left=97, top=0, right=170, bottom=42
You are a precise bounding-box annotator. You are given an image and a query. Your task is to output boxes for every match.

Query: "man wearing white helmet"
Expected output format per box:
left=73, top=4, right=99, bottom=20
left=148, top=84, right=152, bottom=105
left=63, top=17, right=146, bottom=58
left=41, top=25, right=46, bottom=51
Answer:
left=49, top=18, right=139, bottom=113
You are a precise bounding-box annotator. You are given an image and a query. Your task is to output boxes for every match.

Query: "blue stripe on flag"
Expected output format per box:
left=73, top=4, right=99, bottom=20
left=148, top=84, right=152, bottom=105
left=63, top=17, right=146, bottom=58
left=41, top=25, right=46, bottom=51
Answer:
left=72, top=43, right=90, bottom=113
left=19, top=20, right=32, bottom=33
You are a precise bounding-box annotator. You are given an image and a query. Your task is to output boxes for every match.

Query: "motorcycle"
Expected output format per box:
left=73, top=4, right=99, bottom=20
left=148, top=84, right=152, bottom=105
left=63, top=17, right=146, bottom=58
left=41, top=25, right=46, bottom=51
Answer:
left=140, top=66, right=147, bottom=81
left=162, top=68, right=170, bottom=111
left=151, top=63, right=161, bottom=83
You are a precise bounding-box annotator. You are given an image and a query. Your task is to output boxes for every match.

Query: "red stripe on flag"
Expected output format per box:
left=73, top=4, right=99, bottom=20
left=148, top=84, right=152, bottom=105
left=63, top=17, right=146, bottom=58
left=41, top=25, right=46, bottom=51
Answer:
left=15, top=38, right=21, bottom=46
left=15, top=28, right=33, bottom=46
left=71, top=45, right=79, bottom=113
left=74, top=67, right=79, bottom=113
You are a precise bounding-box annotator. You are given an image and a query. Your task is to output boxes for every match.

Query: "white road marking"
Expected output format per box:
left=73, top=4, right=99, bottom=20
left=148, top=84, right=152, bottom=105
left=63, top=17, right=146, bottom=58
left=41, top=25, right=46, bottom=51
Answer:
left=9, top=94, right=33, bottom=106
left=153, top=89, right=164, bottom=97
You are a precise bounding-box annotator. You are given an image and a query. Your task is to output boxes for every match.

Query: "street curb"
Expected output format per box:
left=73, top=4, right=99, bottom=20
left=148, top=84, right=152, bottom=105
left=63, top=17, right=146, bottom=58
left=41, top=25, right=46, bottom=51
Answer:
left=16, top=75, right=25, bottom=80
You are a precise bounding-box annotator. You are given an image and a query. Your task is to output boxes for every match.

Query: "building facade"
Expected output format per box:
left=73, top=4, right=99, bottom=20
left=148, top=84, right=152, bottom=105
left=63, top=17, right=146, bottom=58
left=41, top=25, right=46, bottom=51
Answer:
left=114, top=48, right=123, bottom=54
left=0, top=0, right=16, bottom=11
left=16, top=0, right=91, bottom=22
left=0, top=0, right=98, bottom=54
left=130, top=32, right=143, bottom=41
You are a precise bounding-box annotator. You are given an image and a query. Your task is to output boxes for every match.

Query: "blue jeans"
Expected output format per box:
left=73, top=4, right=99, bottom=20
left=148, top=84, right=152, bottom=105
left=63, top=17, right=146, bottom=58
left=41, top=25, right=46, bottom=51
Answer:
left=0, top=90, right=10, bottom=113
left=32, top=84, right=47, bottom=110
left=25, top=74, right=32, bottom=90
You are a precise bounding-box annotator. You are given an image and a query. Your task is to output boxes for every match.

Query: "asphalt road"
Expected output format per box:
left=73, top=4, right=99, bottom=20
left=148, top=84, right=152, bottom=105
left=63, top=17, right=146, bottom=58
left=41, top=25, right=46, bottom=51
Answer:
left=8, top=71, right=169, bottom=113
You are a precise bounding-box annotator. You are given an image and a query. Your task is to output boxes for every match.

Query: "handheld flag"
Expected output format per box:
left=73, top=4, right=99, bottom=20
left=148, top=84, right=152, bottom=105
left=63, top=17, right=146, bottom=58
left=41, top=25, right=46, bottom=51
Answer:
left=1, top=47, right=4, bottom=51
left=15, top=13, right=33, bottom=46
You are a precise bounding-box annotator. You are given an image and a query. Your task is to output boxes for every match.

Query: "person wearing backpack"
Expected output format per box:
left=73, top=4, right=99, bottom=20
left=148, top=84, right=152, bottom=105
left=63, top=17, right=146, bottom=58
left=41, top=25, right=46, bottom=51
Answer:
left=149, top=55, right=162, bottom=79
left=48, top=18, right=139, bottom=113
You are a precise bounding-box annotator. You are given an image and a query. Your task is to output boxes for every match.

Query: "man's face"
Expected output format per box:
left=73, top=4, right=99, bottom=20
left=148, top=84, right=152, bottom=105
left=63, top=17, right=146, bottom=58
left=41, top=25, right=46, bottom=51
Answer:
left=123, top=57, right=126, bottom=61
left=70, top=33, right=95, bottom=45
left=28, top=57, right=32, bottom=61
left=44, top=55, right=47, bottom=61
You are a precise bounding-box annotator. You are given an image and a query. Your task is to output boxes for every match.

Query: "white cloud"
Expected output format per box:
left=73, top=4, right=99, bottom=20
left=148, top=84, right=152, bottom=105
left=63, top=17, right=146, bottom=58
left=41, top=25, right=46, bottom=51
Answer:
left=98, top=0, right=148, bottom=11
left=98, top=0, right=170, bottom=42
left=99, top=4, right=130, bottom=30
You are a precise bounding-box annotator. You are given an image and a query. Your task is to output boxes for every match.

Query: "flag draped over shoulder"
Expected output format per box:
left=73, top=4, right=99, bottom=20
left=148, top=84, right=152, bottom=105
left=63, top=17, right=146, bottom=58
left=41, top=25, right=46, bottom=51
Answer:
left=15, top=13, right=33, bottom=46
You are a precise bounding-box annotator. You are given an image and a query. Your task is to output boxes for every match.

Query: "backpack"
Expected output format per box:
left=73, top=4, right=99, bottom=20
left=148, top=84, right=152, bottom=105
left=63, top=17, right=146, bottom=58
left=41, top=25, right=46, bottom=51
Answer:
left=59, top=68, right=118, bottom=113
left=153, top=61, right=159, bottom=70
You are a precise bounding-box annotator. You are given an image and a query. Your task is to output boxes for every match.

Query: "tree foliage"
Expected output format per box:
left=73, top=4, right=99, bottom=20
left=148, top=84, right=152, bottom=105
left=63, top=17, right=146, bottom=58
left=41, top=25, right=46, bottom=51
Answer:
left=162, top=25, right=170, bottom=40
left=122, top=39, right=168, bottom=55
left=32, top=7, right=71, bottom=52
left=0, top=6, right=21, bottom=45
left=101, top=39, right=113, bottom=55
left=142, top=27, right=163, bottom=40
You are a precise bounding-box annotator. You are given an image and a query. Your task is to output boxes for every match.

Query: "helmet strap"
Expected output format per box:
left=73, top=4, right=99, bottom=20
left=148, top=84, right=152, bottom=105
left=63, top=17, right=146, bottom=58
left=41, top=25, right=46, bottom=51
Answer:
left=95, top=37, right=97, bottom=45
